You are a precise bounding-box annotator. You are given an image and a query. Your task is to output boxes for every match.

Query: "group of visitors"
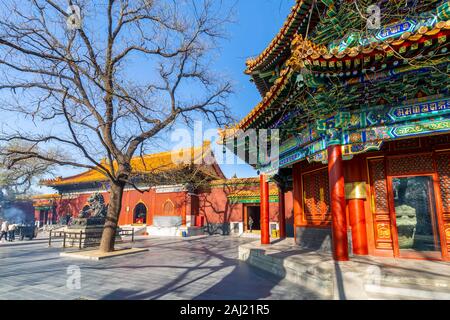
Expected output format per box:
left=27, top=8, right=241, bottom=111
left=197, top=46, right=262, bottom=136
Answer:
left=0, top=220, right=17, bottom=242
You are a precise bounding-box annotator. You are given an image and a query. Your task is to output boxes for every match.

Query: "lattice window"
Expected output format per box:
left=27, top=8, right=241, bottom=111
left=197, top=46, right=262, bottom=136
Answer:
left=302, top=169, right=331, bottom=224
left=436, top=153, right=450, bottom=213
left=388, top=154, right=434, bottom=176
left=368, top=158, right=393, bottom=249
left=369, top=159, right=389, bottom=213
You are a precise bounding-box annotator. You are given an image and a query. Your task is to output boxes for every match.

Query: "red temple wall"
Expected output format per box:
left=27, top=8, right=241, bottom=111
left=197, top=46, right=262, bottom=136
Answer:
left=119, top=189, right=153, bottom=225
left=153, top=192, right=187, bottom=216
left=47, top=181, right=294, bottom=229
left=153, top=191, right=188, bottom=226
left=54, top=188, right=188, bottom=226
left=198, top=187, right=242, bottom=225
left=55, top=190, right=146, bottom=225
left=197, top=185, right=290, bottom=225
left=56, top=193, right=105, bottom=219
left=284, top=191, right=294, bottom=224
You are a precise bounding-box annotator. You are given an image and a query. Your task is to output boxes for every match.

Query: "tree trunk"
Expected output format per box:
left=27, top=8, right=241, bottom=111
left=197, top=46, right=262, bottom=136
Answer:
left=99, top=181, right=126, bottom=253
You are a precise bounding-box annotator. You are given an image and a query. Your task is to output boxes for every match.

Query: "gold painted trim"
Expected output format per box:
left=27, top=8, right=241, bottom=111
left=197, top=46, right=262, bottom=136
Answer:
left=345, top=182, right=367, bottom=200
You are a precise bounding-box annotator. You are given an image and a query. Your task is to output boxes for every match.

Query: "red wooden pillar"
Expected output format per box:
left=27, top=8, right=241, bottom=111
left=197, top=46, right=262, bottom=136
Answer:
left=346, top=158, right=369, bottom=255
left=48, top=209, right=53, bottom=225
left=260, top=174, right=270, bottom=245
left=278, top=186, right=286, bottom=238
left=328, top=145, right=349, bottom=261
left=182, top=192, right=187, bottom=227
left=348, top=199, right=368, bottom=255
left=34, top=209, right=40, bottom=225
left=292, top=164, right=303, bottom=236
left=148, top=189, right=156, bottom=227
left=34, top=209, right=39, bottom=221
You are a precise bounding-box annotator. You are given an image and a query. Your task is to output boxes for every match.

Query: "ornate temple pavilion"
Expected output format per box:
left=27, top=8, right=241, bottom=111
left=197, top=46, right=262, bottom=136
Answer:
left=221, top=0, right=450, bottom=261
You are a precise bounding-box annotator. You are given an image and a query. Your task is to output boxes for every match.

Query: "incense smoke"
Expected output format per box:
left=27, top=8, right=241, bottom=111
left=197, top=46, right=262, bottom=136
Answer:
left=1, top=207, right=27, bottom=223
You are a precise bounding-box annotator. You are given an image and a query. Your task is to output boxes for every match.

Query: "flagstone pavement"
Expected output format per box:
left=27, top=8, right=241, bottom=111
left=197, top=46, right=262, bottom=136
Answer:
left=0, top=235, right=322, bottom=300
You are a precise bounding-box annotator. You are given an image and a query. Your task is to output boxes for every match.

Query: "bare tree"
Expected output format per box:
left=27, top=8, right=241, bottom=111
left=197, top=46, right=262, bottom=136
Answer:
left=0, top=0, right=234, bottom=252
left=0, top=142, right=56, bottom=197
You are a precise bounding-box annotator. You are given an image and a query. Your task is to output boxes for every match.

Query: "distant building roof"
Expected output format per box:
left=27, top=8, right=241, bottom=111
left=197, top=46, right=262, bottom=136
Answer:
left=228, top=187, right=279, bottom=203
left=41, top=141, right=225, bottom=187
left=209, top=177, right=260, bottom=187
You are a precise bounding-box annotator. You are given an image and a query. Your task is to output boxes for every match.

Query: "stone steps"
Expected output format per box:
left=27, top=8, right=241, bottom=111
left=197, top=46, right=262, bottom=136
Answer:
left=239, top=242, right=450, bottom=300
left=364, top=283, right=450, bottom=300
left=239, top=246, right=334, bottom=298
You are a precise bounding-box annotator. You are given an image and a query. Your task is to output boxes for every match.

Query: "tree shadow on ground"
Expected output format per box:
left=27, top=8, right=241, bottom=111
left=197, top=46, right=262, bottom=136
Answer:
left=99, top=239, right=289, bottom=300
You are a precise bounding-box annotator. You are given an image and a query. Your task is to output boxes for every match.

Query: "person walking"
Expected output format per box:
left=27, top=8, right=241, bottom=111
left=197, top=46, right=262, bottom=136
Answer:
left=0, top=220, right=9, bottom=241
left=248, top=216, right=254, bottom=233
left=7, top=223, right=16, bottom=242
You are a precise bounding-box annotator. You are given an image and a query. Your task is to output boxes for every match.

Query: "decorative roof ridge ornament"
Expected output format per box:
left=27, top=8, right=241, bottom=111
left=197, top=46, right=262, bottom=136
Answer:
left=328, top=2, right=449, bottom=53
left=285, top=18, right=450, bottom=73
left=245, top=0, right=314, bottom=74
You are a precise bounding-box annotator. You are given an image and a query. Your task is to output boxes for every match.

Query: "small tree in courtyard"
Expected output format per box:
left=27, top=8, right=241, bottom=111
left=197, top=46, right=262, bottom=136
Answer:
left=0, top=0, right=234, bottom=252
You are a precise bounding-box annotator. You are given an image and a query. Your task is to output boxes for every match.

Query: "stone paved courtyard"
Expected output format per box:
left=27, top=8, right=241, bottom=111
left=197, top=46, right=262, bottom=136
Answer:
left=0, top=235, right=322, bottom=300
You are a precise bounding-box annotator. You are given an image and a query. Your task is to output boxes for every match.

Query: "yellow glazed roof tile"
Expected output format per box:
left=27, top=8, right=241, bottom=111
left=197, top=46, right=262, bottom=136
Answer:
left=42, top=141, right=224, bottom=186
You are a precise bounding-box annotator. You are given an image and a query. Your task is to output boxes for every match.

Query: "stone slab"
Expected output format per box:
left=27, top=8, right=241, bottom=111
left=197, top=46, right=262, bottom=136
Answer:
left=0, top=236, right=323, bottom=300
left=60, top=247, right=148, bottom=261
left=239, top=239, right=450, bottom=300
left=295, top=226, right=332, bottom=252
left=147, top=226, right=204, bottom=237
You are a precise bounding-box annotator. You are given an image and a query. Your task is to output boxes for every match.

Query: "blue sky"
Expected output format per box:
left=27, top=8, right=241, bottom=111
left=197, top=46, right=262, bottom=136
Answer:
left=219, top=0, right=292, bottom=120
left=211, top=0, right=292, bottom=178
left=26, top=0, right=293, bottom=192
